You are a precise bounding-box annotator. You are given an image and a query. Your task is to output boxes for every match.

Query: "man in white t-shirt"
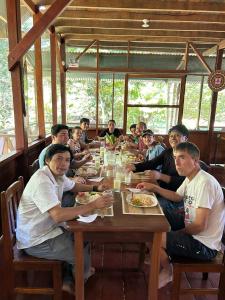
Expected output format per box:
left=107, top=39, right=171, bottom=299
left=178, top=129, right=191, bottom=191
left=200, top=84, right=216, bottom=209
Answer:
left=16, top=144, right=113, bottom=294
left=137, top=142, right=224, bottom=289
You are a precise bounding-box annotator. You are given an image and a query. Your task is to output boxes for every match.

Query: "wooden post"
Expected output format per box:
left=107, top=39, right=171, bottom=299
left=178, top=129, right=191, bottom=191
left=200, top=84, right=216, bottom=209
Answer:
left=178, top=75, right=186, bottom=124
left=6, top=0, right=27, bottom=151
left=34, top=12, right=45, bottom=138
left=60, top=38, right=66, bottom=124
left=112, top=73, right=115, bottom=120
left=50, top=28, right=57, bottom=125
left=96, top=40, right=99, bottom=135
left=207, top=47, right=223, bottom=164
left=96, top=73, right=99, bottom=136
left=123, top=74, right=128, bottom=133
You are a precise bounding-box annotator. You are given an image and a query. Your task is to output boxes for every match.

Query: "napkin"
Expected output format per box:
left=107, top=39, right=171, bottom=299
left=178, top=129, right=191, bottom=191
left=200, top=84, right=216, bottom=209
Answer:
left=126, top=188, right=141, bottom=193
left=77, top=213, right=98, bottom=223
left=88, top=177, right=104, bottom=182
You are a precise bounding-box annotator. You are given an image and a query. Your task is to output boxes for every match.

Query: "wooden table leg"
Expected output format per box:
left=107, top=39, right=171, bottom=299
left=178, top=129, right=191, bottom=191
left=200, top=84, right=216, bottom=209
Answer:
left=74, top=231, right=84, bottom=300
left=148, top=232, right=162, bottom=300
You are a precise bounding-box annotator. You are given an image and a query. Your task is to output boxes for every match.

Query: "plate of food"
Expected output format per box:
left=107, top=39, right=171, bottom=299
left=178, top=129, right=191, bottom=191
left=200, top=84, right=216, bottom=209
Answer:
left=126, top=193, right=158, bottom=207
left=76, top=167, right=98, bottom=178
left=76, top=192, right=101, bottom=205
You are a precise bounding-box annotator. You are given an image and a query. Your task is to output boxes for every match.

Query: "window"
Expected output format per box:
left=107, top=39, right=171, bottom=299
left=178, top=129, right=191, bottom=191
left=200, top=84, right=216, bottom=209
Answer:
left=0, top=0, right=19, bottom=156
left=126, top=76, right=181, bottom=134
left=56, top=64, right=61, bottom=123
left=98, top=73, right=124, bottom=128
left=183, top=75, right=211, bottom=130
left=0, top=38, right=15, bottom=156
left=42, top=32, right=52, bottom=134
left=66, top=72, right=97, bottom=127
left=24, top=56, right=39, bottom=143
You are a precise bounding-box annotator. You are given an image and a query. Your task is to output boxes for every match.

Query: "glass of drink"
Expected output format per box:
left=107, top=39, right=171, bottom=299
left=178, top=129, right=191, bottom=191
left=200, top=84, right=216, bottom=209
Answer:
left=100, top=146, right=104, bottom=159
left=125, top=171, right=132, bottom=185
left=113, top=178, right=121, bottom=192
left=95, top=156, right=101, bottom=169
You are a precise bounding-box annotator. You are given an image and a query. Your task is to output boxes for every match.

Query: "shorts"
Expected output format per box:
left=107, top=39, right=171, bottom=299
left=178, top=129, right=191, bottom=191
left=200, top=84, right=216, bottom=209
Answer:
left=166, top=231, right=218, bottom=261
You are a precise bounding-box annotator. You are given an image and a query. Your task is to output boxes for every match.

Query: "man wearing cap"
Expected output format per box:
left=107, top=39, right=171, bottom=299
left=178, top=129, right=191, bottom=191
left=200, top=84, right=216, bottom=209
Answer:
left=142, top=129, right=165, bottom=162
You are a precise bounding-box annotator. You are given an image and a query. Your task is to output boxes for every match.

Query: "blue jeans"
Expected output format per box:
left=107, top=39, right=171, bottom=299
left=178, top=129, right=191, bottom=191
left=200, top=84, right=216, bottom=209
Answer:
left=25, top=230, right=91, bottom=283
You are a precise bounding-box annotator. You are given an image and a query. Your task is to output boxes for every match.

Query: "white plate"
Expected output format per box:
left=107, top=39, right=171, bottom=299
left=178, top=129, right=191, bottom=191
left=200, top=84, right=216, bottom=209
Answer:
left=76, top=168, right=98, bottom=178
left=126, top=193, right=158, bottom=208
left=76, top=192, right=101, bottom=204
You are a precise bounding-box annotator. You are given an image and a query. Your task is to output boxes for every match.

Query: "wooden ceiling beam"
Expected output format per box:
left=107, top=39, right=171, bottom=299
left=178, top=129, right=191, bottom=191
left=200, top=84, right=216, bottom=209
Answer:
left=54, top=19, right=225, bottom=32
left=218, top=39, right=225, bottom=50
left=8, top=0, right=73, bottom=71
left=203, top=45, right=218, bottom=56
left=64, top=34, right=220, bottom=43
left=189, top=42, right=212, bottom=73
left=59, top=9, right=225, bottom=24
left=67, top=65, right=188, bottom=74
left=74, top=39, right=97, bottom=62
left=22, top=0, right=39, bottom=14
left=37, top=0, right=225, bottom=13
left=67, top=40, right=214, bottom=49
left=57, top=27, right=225, bottom=39
left=176, top=42, right=189, bottom=70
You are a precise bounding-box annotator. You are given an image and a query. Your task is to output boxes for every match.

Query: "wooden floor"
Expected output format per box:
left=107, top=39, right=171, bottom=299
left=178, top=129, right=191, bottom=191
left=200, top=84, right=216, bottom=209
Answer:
left=13, top=242, right=220, bottom=300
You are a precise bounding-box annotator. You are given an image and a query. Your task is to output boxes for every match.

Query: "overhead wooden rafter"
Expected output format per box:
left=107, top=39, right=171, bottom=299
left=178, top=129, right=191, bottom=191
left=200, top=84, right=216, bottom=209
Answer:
left=8, top=0, right=73, bottom=71
left=22, top=0, right=225, bottom=54
left=176, top=41, right=212, bottom=73
left=74, top=39, right=97, bottom=62
left=189, top=42, right=212, bottom=73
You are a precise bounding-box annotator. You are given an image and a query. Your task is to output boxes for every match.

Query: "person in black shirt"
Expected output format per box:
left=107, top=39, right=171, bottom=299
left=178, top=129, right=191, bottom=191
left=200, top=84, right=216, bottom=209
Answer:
left=99, top=120, right=121, bottom=142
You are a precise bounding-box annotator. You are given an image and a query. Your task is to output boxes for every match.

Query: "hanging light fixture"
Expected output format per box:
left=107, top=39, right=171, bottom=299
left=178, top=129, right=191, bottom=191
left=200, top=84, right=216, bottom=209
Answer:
left=142, top=19, right=150, bottom=28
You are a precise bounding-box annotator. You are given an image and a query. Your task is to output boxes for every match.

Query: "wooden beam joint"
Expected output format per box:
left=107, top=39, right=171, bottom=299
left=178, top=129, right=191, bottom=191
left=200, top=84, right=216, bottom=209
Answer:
left=8, top=0, right=73, bottom=71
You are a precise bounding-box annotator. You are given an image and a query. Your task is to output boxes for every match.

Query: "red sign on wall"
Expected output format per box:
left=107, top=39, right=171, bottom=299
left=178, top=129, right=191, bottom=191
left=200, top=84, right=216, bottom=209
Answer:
left=208, top=70, right=225, bottom=92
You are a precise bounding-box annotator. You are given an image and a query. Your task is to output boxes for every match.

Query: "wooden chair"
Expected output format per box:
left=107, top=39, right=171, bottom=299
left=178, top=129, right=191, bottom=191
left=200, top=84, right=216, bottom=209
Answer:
left=28, top=158, right=40, bottom=177
left=171, top=187, right=225, bottom=300
left=1, top=176, right=62, bottom=300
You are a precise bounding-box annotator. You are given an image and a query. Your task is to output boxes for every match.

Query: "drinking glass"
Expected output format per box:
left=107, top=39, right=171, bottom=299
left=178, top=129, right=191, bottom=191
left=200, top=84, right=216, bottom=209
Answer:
left=113, top=178, right=121, bottom=192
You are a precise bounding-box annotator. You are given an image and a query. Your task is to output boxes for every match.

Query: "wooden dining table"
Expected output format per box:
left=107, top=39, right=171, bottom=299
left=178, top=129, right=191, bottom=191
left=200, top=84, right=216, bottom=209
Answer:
left=66, top=170, right=170, bottom=300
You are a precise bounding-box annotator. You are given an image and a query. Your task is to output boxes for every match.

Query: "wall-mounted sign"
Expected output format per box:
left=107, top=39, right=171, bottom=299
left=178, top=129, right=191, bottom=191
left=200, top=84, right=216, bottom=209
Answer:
left=208, top=70, right=225, bottom=92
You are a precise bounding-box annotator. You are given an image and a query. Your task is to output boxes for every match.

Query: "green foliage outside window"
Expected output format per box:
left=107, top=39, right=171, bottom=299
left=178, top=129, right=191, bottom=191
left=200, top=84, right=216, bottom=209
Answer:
left=0, top=39, right=14, bottom=131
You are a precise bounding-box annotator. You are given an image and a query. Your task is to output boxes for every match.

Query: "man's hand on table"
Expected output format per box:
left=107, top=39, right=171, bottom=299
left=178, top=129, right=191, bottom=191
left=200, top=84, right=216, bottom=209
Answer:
left=93, top=194, right=114, bottom=209
left=74, top=176, right=86, bottom=184
left=96, top=183, right=110, bottom=192
left=136, top=182, right=158, bottom=192
left=144, top=170, right=161, bottom=180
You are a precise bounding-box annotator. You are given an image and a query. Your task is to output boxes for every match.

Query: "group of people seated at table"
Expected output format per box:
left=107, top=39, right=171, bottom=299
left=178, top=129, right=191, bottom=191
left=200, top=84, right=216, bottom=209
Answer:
left=15, top=117, right=225, bottom=293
